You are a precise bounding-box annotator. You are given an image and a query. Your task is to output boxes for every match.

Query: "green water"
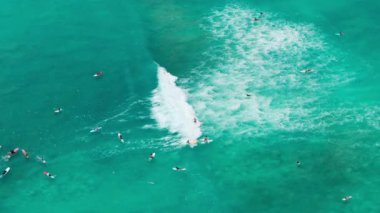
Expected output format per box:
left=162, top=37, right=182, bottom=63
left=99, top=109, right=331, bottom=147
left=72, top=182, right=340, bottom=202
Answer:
left=0, top=0, right=379, bottom=212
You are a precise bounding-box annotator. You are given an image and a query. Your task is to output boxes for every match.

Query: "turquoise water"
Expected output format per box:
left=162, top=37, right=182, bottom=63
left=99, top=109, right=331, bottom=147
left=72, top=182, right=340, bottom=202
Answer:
left=1, top=0, right=379, bottom=212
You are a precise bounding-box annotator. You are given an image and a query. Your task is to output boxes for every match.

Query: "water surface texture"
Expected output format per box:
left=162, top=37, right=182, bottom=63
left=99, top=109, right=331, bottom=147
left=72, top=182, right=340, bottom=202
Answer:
left=0, top=0, right=379, bottom=212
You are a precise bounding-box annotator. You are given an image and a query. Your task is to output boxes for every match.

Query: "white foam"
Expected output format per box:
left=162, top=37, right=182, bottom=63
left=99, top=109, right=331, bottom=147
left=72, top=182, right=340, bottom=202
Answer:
left=185, top=5, right=354, bottom=137
left=151, top=65, right=201, bottom=142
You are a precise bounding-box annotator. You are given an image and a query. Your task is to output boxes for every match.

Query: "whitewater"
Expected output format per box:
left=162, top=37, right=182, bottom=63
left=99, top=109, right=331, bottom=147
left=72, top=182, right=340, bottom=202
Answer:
left=151, top=65, right=202, bottom=144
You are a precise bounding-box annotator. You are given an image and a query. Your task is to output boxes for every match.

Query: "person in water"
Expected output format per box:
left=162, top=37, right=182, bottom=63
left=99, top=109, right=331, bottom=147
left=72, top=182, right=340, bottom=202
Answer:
left=21, top=149, right=29, bottom=159
left=173, top=167, right=186, bottom=171
left=0, top=167, right=10, bottom=178
left=342, top=195, right=352, bottom=202
left=203, top=136, right=209, bottom=143
left=43, top=171, right=56, bottom=179
left=193, top=118, right=197, bottom=123
left=94, top=71, right=104, bottom=78
left=296, top=161, right=301, bottom=167
left=36, top=155, right=46, bottom=164
left=149, top=152, right=156, bottom=161
left=54, top=107, right=63, bottom=114
left=117, top=132, right=124, bottom=143
left=4, top=147, right=19, bottom=160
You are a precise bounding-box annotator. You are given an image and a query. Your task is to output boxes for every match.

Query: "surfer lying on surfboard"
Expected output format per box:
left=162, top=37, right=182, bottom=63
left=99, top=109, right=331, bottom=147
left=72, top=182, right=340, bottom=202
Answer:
left=149, top=152, right=156, bottom=161
left=117, top=132, right=124, bottom=143
left=93, top=71, right=104, bottom=78
left=0, top=167, right=10, bottom=178
left=172, top=167, right=186, bottom=171
left=21, top=149, right=29, bottom=159
left=300, top=69, right=313, bottom=73
left=3, top=147, right=19, bottom=160
left=36, top=155, right=47, bottom=164
left=43, top=171, right=56, bottom=179
left=54, top=107, right=63, bottom=114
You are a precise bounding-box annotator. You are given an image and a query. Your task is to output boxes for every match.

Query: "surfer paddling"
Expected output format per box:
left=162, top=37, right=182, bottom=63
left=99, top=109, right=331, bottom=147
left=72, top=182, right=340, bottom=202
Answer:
left=203, top=136, right=209, bottom=143
left=149, top=152, right=156, bottom=161
left=342, top=195, right=352, bottom=202
left=36, top=155, right=46, bottom=164
left=43, top=171, right=56, bottom=179
left=0, top=167, right=10, bottom=178
left=301, top=69, right=313, bottom=73
left=54, top=107, right=63, bottom=114
left=117, top=132, right=124, bottom=143
left=93, top=71, right=104, bottom=78
left=4, top=147, right=19, bottom=160
left=21, top=149, right=29, bottom=159
left=173, top=166, right=186, bottom=171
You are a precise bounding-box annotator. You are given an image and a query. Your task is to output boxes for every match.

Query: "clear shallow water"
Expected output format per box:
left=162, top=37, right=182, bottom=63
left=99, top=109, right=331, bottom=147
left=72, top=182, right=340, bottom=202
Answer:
left=0, top=0, right=379, bottom=212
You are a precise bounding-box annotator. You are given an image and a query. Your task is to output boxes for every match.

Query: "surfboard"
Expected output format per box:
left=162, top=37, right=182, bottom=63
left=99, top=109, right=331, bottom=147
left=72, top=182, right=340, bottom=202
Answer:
left=90, top=127, right=102, bottom=133
left=0, top=167, right=10, bottom=178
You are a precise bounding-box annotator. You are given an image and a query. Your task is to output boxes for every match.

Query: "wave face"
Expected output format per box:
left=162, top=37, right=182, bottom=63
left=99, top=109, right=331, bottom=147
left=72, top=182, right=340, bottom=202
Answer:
left=151, top=65, right=201, bottom=143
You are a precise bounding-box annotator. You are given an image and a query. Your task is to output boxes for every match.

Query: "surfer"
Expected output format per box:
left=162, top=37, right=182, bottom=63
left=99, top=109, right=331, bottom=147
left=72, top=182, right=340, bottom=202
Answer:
left=173, top=166, right=186, bottom=171
left=342, top=195, right=352, bottom=202
left=94, top=71, right=104, bottom=78
left=203, top=136, right=209, bottom=143
left=21, top=149, right=29, bottom=159
left=90, top=126, right=102, bottom=133
left=117, top=132, right=124, bottom=143
left=246, top=94, right=251, bottom=97
left=301, top=69, right=313, bottom=73
left=253, top=17, right=260, bottom=21
left=36, top=155, right=46, bottom=164
left=149, top=152, right=156, bottom=161
left=43, top=171, right=56, bottom=179
left=54, top=107, right=63, bottom=114
left=4, top=147, right=19, bottom=160
left=336, top=32, right=344, bottom=37
left=0, top=167, right=10, bottom=178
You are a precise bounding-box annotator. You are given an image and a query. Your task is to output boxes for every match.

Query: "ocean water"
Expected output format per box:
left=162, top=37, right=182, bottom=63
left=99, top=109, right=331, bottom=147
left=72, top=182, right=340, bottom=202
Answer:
left=0, top=0, right=379, bottom=212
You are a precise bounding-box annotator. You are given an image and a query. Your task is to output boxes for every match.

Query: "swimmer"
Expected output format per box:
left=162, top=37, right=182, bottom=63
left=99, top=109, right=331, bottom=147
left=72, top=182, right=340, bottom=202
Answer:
left=117, top=132, right=124, bottom=143
left=342, top=195, right=352, bottom=202
left=172, top=166, right=186, bottom=171
left=296, top=160, right=301, bottom=167
left=335, top=32, right=344, bottom=37
left=90, top=126, right=102, bottom=133
left=21, top=149, right=29, bottom=159
left=259, top=12, right=265, bottom=17
left=253, top=17, right=260, bottom=21
left=0, top=167, right=10, bottom=178
left=54, top=107, right=63, bottom=114
left=246, top=94, right=251, bottom=97
left=43, top=171, right=56, bottom=179
left=193, top=118, right=197, bottom=123
left=36, top=155, right=47, bottom=164
left=93, top=71, right=104, bottom=78
left=149, top=152, right=156, bottom=161
left=4, top=147, right=19, bottom=160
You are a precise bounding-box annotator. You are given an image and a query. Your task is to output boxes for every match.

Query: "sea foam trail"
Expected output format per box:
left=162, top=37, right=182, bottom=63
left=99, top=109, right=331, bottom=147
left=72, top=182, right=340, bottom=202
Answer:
left=151, top=65, right=201, bottom=143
